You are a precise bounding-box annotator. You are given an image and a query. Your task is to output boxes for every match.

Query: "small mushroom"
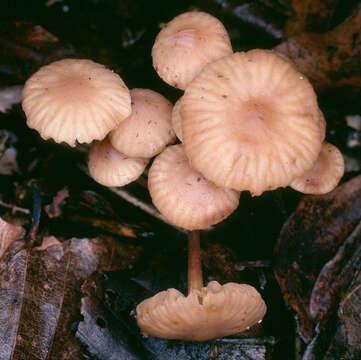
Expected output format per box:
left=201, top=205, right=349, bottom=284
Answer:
left=88, top=137, right=149, bottom=187
left=152, top=11, right=233, bottom=90
left=181, top=49, right=325, bottom=196
left=22, top=59, right=131, bottom=146
left=148, top=144, right=240, bottom=230
left=290, top=142, right=344, bottom=194
left=109, top=88, right=175, bottom=158
left=137, top=231, right=266, bottom=341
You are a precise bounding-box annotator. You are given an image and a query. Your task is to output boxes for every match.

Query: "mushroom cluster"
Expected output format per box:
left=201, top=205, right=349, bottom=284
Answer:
left=21, top=9, right=345, bottom=344
left=22, top=59, right=176, bottom=188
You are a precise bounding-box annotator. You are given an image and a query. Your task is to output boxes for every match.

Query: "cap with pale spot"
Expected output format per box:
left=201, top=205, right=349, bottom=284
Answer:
left=22, top=58, right=131, bottom=146
left=181, top=49, right=325, bottom=196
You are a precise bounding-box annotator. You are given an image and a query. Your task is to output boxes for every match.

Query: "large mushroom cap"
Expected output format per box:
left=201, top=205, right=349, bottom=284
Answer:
left=88, top=137, right=149, bottom=187
left=290, top=142, right=344, bottom=194
left=181, top=49, right=324, bottom=196
left=136, top=280, right=267, bottom=341
left=152, top=11, right=233, bottom=90
left=22, top=58, right=131, bottom=146
left=148, top=144, right=240, bottom=230
left=109, top=88, right=175, bottom=158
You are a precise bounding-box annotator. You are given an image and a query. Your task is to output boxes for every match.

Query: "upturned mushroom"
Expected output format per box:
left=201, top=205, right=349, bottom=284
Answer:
left=136, top=145, right=266, bottom=341
left=152, top=11, right=233, bottom=90
left=181, top=49, right=326, bottom=196
left=137, top=230, right=266, bottom=341
left=22, top=58, right=131, bottom=146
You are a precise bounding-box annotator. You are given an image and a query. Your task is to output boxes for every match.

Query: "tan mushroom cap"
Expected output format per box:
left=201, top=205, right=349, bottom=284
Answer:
left=181, top=49, right=324, bottom=196
left=290, top=142, right=344, bottom=194
left=88, top=137, right=149, bottom=187
left=171, top=96, right=183, bottom=142
left=148, top=144, right=240, bottom=230
left=109, top=88, right=175, bottom=158
left=152, top=11, right=233, bottom=90
left=22, top=59, right=131, bottom=146
left=136, top=280, right=267, bottom=341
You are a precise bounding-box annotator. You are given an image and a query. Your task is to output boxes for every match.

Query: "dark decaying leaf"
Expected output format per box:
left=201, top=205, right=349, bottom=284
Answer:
left=273, top=175, right=361, bottom=342
left=283, top=0, right=340, bottom=36
left=0, top=233, right=142, bottom=360
left=275, top=6, right=361, bottom=92
left=76, top=271, right=276, bottom=360
left=339, top=270, right=361, bottom=358
left=0, top=22, right=75, bottom=85
left=309, top=221, right=361, bottom=322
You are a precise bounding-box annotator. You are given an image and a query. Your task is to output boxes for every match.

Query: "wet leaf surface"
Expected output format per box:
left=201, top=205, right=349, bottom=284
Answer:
left=275, top=7, right=361, bottom=92
left=273, top=175, right=361, bottom=345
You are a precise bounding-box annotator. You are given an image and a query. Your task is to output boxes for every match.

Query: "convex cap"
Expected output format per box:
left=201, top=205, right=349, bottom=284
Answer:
left=181, top=49, right=325, bottom=196
left=290, top=142, right=344, bottom=194
left=136, top=280, right=267, bottom=341
left=148, top=144, right=239, bottom=230
left=109, top=88, right=175, bottom=158
left=22, top=59, right=131, bottom=146
left=88, top=137, right=148, bottom=187
left=152, top=11, right=233, bottom=90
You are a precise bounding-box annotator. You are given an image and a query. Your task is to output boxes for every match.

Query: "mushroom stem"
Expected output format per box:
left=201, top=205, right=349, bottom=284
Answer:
left=187, top=230, right=203, bottom=294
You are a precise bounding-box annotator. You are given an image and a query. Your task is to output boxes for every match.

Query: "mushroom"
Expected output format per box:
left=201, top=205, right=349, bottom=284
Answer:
left=136, top=230, right=267, bottom=341
left=88, top=137, right=149, bottom=187
left=22, top=58, right=131, bottom=146
left=171, top=96, right=183, bottom=142
left=109, top=88, right=175, bottom=158
left=290, top=142, right=344, bottom=194
left=147, top=144, right=240, bottom=230
left=152, top=11, right=233, bottom=90
left=181, top=49, right=325, bottom=196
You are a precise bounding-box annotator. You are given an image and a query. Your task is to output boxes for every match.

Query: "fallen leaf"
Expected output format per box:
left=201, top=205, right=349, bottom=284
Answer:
left=275, top=7, right=361, bottom=92
left=309, top=222, right=361, bottom=322
left=273, top=175, right=361, bottom=342
left=339, top=270, right=361, bottom=358
left=0, top=22, right=75, bottom=84
left=0, top=233, right=142, bottom=359
left=0, top=216, right=24, bottom=259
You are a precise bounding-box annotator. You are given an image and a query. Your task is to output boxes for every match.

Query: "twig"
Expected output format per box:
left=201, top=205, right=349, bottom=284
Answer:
left=0, top=199, right=30, bottom=214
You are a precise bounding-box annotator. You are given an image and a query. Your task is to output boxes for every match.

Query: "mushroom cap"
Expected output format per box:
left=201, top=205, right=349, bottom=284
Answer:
left=88, top=137, right=149, bottom=187
left=22, top=58, right=131, bottom=146
left=109, top=88, right=175, bottom=158
left=148, top=144, right=240, bottom=230
left=171, top=96, right=183, bottom=142
left=181, top=49, right=324, bottom=196
left=136, top=280, right=267, bottom=341
left=152, top=11, right=233, bottom=90
left=290, top=142, right=344, bottom=194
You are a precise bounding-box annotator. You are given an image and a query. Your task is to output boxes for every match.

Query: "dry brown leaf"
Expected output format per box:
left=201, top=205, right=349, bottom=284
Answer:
left=0, top=217, right=24, bottom=260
